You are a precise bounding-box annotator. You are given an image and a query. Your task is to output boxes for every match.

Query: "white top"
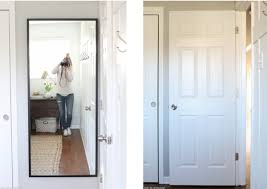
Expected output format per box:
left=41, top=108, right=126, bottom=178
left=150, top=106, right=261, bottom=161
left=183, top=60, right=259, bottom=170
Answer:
left=52, top=64, right=73, bottom=96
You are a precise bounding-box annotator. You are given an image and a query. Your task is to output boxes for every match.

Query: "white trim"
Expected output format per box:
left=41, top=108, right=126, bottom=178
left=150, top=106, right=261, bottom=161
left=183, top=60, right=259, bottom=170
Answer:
left=0, top=1, right=13, bottom=10
left=163, top=177, right=169, bottom=185
left=70, top=124, right=80, bottom=129
left=126, top=0, right=143, bottom=188
left=0, top=1, right=18, bottom=188
left=235, top=11, right=247, bottom=186
left=8, top=1, right=17, bottom=188
left=144, top=7, right=164, bottom=184
left=235, top=2, right=251, bottom=11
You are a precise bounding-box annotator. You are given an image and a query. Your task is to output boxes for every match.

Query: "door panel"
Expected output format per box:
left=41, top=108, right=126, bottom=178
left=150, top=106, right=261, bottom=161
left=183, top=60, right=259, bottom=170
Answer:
left=207, top=47, right=224, bottom=97
left=144, top=14, right=159, bottom=182
left=99, top=2, right=127, bottom=189
left=169, top=11, right=236, bottom=186
left=0, top=10, right=12, bottom=187
left=179, top=48, right=196, bottom=97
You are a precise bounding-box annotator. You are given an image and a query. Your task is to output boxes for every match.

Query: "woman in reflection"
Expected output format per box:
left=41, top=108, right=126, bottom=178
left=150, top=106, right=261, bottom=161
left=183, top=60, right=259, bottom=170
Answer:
left=52, top=53, right=74, bottom=137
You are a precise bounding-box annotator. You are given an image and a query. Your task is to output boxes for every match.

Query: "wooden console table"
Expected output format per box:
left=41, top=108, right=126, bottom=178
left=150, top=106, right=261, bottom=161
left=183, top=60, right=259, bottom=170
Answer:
left=30, top=98, right=59, bottom=130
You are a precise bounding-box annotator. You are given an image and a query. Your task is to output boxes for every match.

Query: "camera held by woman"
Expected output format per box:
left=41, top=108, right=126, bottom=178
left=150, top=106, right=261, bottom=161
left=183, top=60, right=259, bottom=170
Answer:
left=60, top=53, right=72, bottom=67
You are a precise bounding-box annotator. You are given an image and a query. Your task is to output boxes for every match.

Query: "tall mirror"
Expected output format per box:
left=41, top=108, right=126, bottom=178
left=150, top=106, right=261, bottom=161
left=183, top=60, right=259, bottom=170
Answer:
left=27, top=19, right=98, bottom=177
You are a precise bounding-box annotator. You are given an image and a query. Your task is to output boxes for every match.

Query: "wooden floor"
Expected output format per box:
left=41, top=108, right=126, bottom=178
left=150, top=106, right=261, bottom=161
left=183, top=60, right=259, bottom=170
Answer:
left=59, top=129, right=89, bottom=175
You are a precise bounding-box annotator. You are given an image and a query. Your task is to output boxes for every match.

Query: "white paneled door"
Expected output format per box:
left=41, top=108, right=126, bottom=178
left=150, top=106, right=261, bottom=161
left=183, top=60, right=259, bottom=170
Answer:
left=0, top=10, right=13, bottom=187
left=99, top=1, right=127, bottom=189
left=169, top=11, right=236, bottom=185
left=144, top=14, right=159, bottom=183
left=80, top=56, right=96, bottom=175
left=80, top=22, right=97, bottom=175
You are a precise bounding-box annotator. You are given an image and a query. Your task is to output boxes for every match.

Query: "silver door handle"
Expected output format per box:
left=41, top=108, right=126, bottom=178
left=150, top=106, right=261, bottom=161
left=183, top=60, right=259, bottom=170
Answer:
left=171, top=104, right=177, bottom=110
left=98, top=135, right=112, bottom=144
left=85, top=106, right=92, bottom=111
left=3, top=114, right=9, bottom=121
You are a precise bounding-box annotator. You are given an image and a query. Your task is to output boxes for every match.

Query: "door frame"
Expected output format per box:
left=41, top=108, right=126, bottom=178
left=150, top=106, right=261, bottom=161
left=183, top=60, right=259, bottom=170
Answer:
left=0, top=1, right=18, bottom=187
left=144, top=7, right=165, bottom=184
left=235, top=11, right=249, bottom=186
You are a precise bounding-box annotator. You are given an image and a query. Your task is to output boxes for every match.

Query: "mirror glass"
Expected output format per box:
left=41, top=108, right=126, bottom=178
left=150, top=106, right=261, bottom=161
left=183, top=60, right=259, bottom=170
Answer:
left=28, top=19, right=97, bottom=176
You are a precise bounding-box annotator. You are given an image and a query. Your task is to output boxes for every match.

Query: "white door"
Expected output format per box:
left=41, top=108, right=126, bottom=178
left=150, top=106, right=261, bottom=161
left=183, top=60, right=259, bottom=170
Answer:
left=99, top=1, right=127, bottom=189
left=0, top=10, right=13, bottom=187
left=99, top=2, right=112, bottom=189
left=80, top=22, right=97, bottom=175
left=169, top=11, right=236, bottom=186
left=251, top=34, right=267, bottom=189
left=143, top=14, right=159, bottom=183
left=80, top=57, right=96, bottom=175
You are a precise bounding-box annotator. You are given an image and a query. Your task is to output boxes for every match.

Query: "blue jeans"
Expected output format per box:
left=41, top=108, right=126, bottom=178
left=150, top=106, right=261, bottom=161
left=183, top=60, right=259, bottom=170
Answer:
left=56, top=93, right=74, bottom=130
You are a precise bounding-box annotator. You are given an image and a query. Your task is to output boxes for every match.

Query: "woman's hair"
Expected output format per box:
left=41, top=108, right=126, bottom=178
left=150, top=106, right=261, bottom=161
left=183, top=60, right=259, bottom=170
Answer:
left=59, top=56, right=72, bottom=87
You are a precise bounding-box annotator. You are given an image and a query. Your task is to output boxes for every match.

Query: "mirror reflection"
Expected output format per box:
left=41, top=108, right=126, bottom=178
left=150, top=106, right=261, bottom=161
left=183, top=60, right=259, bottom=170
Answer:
left=28, top=19, right=97, bottom=176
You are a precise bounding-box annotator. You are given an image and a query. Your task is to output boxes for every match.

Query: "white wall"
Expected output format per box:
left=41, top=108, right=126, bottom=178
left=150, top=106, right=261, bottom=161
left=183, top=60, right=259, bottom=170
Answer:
left=30, top=22, right=81, bottom=128
left=144, top=1, right=236, bottom=178
left=15, top=1, right=99, bottom=189
left=29, top=22, right=82, bottom=128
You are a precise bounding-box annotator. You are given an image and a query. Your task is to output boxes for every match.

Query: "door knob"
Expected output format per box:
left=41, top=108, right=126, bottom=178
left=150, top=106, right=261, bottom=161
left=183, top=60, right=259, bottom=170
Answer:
left=3, top=114, right=9, bottom=121
left=85, top=106, right=92, bottom=111
left=150, top=101, right=157, bottom=107
left=98, top=135, right=112, bottom=144
left=171, top=104, right=177, bottom=110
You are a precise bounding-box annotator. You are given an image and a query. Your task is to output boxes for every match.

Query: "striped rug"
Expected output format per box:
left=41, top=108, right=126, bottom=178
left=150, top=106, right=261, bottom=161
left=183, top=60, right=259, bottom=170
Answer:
left=31, top=135, right=62, bottom=175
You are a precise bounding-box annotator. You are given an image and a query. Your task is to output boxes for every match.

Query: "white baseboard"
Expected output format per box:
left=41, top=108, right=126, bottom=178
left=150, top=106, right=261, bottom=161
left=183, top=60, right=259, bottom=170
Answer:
left=160, top=176, right=169, bottom=184
left=71, top=124, right=80, bottom=129
left=57, top=124, right=80, bottom=129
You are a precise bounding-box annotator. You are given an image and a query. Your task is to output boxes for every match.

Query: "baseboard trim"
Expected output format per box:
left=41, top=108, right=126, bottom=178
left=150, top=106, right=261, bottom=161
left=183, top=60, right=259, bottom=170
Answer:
left=71, top=124, right=80, bottom=129
left=161, top=176, right=169, bottom=184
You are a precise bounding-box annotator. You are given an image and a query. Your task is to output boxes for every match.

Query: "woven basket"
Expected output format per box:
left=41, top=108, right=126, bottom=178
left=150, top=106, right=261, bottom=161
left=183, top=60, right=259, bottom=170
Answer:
left=35, top=117, right=57, bottom=133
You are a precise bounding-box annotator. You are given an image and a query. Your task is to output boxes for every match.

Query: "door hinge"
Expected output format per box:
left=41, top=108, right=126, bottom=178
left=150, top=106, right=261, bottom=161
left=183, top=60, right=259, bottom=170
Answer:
left=235, top=153, right=239, bottom=161
left=235, top=26, right=239, bottom=34
left=100, top=173, right=103, bottom=183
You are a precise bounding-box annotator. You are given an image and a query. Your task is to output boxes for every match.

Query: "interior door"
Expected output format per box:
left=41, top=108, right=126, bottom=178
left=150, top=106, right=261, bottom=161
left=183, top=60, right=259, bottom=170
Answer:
left=143, top=14, right=159, bottom=183
left=88, top=32, right=97, bottom=175
left=99, top=2, right=112, bottom=189
left=80, top=23, right=97, bottom=175
left=80, top=56, right=96, bottom=175
left=99, top=2, right=127, bottom=189
left=0, top=10, right=13, bottom=187
left=169, top=11, right=236, bottom=185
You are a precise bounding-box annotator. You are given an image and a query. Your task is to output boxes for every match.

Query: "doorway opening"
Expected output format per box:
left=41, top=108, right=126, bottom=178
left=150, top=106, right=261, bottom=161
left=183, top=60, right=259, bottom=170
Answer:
left=144, top=1, right=252, bottom=189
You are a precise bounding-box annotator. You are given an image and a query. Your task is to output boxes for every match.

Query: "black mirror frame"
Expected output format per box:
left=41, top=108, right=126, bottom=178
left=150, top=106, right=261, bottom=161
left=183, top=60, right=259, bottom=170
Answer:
left=27, top=18, right=99, bottom=177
